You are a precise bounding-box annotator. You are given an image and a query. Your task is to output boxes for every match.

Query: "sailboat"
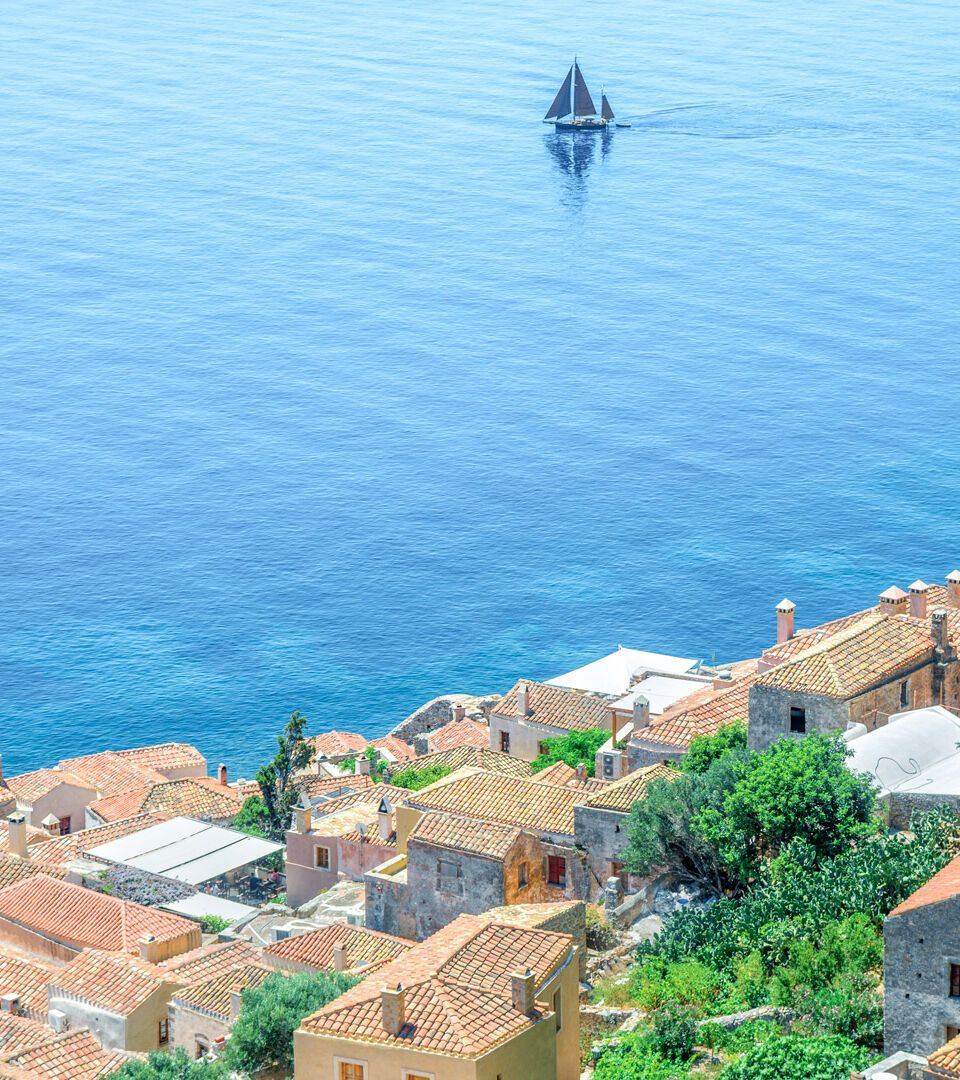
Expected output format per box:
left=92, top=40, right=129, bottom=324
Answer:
left=544, top=60, right=612, bottom=131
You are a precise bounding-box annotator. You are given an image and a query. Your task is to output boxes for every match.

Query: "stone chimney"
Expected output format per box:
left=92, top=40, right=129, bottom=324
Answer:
left=632, top=694, right=650, bottom=731
left=575, top=763, right=587, bottom=784
left=229, top=989, right=243, bottom=1020
left=510, top=969, right=536, bottom=1015
left=516, top=682, right=530, bottom=717
left=41, top=815, right=61, bottom=837
left=948, top=571, right=960, bottom=608
left=932, top=608, right=950, bottom=652
left=909, top=581, right=929, bottom=620
left=452, top=701, right=466, bottom=723
left=879, top=586, right=908, bottom=617
left=378, top=797, right=393, bottom=843
left=776, top=599, right=795, bottom=644
left=357, top=756, right=372, bottom=776
left=6, top=814, right=28, bottom=860
left=293, top=797, right=312, bottom=834
left=332, top=944, right=347, bottom=972
left=218, top=763, right=228, bottom=786
left=381, top=984, right=405, bottom=1035
left=138, top=935, right=163, bottom=964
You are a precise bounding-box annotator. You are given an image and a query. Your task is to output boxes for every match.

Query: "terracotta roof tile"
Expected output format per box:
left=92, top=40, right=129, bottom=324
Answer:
left=409, top=811, right=521, bottom=860
left=56, top=753, right=167, bottom=797
left=50, top=951, right=167, bottom=1015
left=265, top=922, right=411, bottom=975
left=928, top=1032, right=960, bottom=1078
left=0, top=875, right=200, bottom=957
left=295, top=775, right=377, bottom=802
left=584, top=763, right=678, bottom=813
left=114, top=743, right=206, bottom=774
left=368, top=736, right=416, bottom=763
left=426, top=718, right=488, bottom=753
left=493, top=680, right=610, bottom=733
left=160, top=940, right=260, bottom=985
left=1, top=1028, right=128, bottom=1079
left=410, top=746, right=531, bottom=778
left=0, top=952, right=58, bottom=1018
left=888, top=853, right=960, bottom=918
left=0, top=824, right=53, bottom=857
left=171, top=963, right=271, bottom=1021
left=534, top=761, right=606, bottom=792
left=87, top=777, right=242, bottom=824
left=308, top=732, right=369, bottom=759
left=0, top=1014, right=58, bottom=1058
left=3, top=770, right=96, bottom=805
left=27, top=813, right=171, bottom=866
left=633, top=673, right=754, bottom=752
left=0, top=857, right=67, bottom=893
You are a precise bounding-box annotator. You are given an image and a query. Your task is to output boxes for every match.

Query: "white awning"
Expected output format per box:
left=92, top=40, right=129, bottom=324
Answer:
left=86, top=816, right=284, bottom=886
left=549, top=647, right=701, bottom=696
left=160, top=893, right=256, bottom=923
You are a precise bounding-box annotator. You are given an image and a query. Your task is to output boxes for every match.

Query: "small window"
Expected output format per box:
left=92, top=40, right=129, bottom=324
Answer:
left=500, top=731, right=511, bottom=753
left=789, top=706, right=806, bottom=734
left=518, top=861, right=528, bottom=889
left=58, top=816, right=72, bottom=836
left=314, top=846, right=330, bottom=869
left=554, top=988, right=562, bottom=1032
left=900, top=681, right=909, bottom=708
left=548, top=855, right=567, bottom=888
left=338, top=1062, right=366, bottom=1080
left=950, top=964, right=960, bottom=998
left=402, top=1073, right=434, bottom=1080
left=158, top=1019, right=169, bottom=1045
left=195, top=1038, right=209, bottom=1060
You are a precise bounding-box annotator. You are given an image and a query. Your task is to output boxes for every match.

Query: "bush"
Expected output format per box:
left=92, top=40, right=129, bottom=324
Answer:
left=388, top=763, right=454, bottom=791
left=200, top=915, right=232, bottom=935
left=720, top=1033, right=870, bottom=1080
left=683, top=722, right=747, bottom=775
left=628, top=958, right=727, bottom=1015
left=593, top=1032, right=688, bottom=1080
left=586, top=905, right=619, bottom=951
left=531, top=728, right=609, bottom=777
left=650, top=1002, right=697, bottom=1061
left=114, top=1050, right=223, bottom=1078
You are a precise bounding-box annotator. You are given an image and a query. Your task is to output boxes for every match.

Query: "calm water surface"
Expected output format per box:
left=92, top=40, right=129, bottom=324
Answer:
left=2, top=0, right=959, bottom=774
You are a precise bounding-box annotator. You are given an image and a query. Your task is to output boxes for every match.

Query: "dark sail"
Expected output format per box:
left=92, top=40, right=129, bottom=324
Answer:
left=545, top=67, right=573, bottom=119
left=601, top=93, right=615, bottom=120
left=573, top=62, right=597, bottom=116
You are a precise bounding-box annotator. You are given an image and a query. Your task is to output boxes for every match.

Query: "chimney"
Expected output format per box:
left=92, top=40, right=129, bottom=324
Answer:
left=948, top=571, right=960, bottom=608
left=452, top=701, right=466, bottom=723
left=380, top=983, right=406, bottom=1035
left=293, top=797, right=312, bottom=834
left=332, top=943, right=347, bottom=972
left=632, top=694, right=650, bottom=731
left=138, top=935, right=162, bottom=964
left=776, top=599, right=795, bottom=644
left=0, top=995, right=21, bottom=1016
left=378, top=797, right=393, bottom=843
left=41, top=815, right=61, bottom=837
left=0, top=753, right=4, bottom=785
left=229, top=989, right=243, bottom=1020
left=712, top=669, right=733, bottom=691
left=357, top=756, right=372, bottom=776
left=879, top=586, right=908, bottom=617
left=218, top=763, right=228, bottom=786
left=6, top=814, right=28, bottom=860
left=516, top=682, right=530, bottom=717
left=932, top=608, right=950, bottom=652
left=510, top=969, right=536, bottom=1015
left=909, top=581, right=929, bottom=620
left=575, top=763, right=587, bottom=784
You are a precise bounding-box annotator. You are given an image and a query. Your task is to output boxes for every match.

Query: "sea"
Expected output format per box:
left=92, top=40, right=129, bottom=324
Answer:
left=2, top=0, right=959, bottom=777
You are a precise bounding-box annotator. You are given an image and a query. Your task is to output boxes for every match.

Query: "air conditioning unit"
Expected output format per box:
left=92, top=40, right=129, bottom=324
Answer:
left=48, top=1010, right=69, bottom=1033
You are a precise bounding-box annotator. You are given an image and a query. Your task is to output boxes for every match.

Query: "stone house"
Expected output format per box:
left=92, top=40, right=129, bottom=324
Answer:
left=0, top=769, right=98, bottom=836
left=166, top=962, right=271, bottom=1059
left=488, top=679, right=611, bottom=761
left=264, top=921, right=412, bottom=977
left=305, top=731, right=370, bottom=768
left=884, top=853, right=960, bottom=1055
left=0, top=1018, right=129, bottom=1077
left=294, top=912, right=581, bottom=1080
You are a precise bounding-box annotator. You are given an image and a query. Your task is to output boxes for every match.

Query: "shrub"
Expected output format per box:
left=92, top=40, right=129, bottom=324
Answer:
left=593, top=1032, right=687, bottom=1080
left=720, top=1033, right=870, bottom=1080
left=586, top=904, right=619, bottom=951
left=628, top=958, right=726, bottom=1015
left=650, top=1002, right=697, bottom=1061
left=114, top=1050, right=223, bottom=1078
left=683, top=722, right=747, bottom=775
left=200, top=915, right=232, bottom=935
left=531, top=728, right=610, bottom=777
left=388, top=763, right=454, bottom=790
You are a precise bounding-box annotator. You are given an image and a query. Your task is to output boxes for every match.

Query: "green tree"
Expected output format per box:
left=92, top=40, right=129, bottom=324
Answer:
left=696, top=734, right=878, bottom=887
left=256, top=711, right=315, bottom=841
left=233, top=794, right=271, bottom=837
left=113, top=1049, right=223, bottom=1078
left=720, top=1034, right=869, bottom=1080
left=682, top=721, right=747, bottom=775
left=388, top=763, right=454, bottom=791
left=530, top=728, right=609, bottom=777
left=224, top=970, right=358, bottom=1075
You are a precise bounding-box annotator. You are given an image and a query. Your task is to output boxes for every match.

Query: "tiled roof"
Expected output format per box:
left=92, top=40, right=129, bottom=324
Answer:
left=404, top=769, right=587, bottom=836
left=27, top=813, right=171, bottom=866
left=0, top=1013, right=58, bottom=1058
left=409, top=811, right=521, bottom=860
left=301, top=914, right=573, bottom=1058
left=3, top=770, right=96, bottom=805
left=265, top=922, right=412, bottom=974
left=308, top=732, right=369, bottom=759
left=369, top=736, right=416, bottom=763
left=755, top=613, right=935, bottom=697
left=87, top=777, right=243, bottom=824
left=161, top=940, right=260, bottom=985
left=171, top=963, right=271, bottom=1021
left=311, top=795, right=397, bottom=847
left=534, top=761, right=605, bottom=791
left=427, top=718, right=488, bottom=753
left=928, top=1033, right=960, bottom=1078
left=633, top=671, right=754, bottom=752
left=483, top=901, right=582, bottom=929
left=583, top=764, right=678, bottom=813
left=50, top=951, right=166, bottom=1015
left=309, top=785, right=404, bottom=825
left=0, top=1028, right=128, bottom=1079
left=493, top=680, right=610, bottom=733
left=0, top=856, right=67, bottom=892
left=295, top=775, right=377, bottom=802
left=0, top=875, right=200, bottom=956
left=410, top=746, right=531, bottom=778
left=114, top=743, right=206, bottom=774
left=0, top=823, right=52, bottom=857
left=888, top=853, right=960, bottom=917
left=0, top=951, right=58, bottom=1018
left=234, top=780, right=263, bottom=800
left=56, top=752, right=167, bottom=797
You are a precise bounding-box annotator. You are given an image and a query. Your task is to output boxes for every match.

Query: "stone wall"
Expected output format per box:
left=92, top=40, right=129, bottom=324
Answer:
left=364, top=867, right=415, bottom=939
left=387, top=693, right=499, bottom=747
left=747, top=685, right=849, bottom=751
left=406, top=842, right=506, bottom=941
left=626, top=741, right=686, bottom=771
left=574, top=805, right=632, bottom=898
left=886, top=791, right=960, bottom=832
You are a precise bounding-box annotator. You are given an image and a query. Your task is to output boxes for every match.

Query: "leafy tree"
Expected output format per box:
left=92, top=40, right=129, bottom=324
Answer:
left=223, top=970, right=358, bottom=1074
left=113, top=1049, right=223, bottom=1078
left=720, top=1033, right=869, bottom=1080
left=234, top=794, right=271, bottom=837
left=256, top=711, right=315, bottom=841
left=388, top=762, right=454, bottom=791
left=682, top=721, right=747, bottom=775
left=531, top=728, right=609, bottom=777
left=200, top=915, right=232, bottom=935
left=695, top=734, right=879, bottom=887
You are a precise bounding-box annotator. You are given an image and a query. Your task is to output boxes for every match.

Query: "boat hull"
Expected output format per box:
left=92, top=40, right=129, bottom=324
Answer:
left=554, top=118, right=608, bottom=131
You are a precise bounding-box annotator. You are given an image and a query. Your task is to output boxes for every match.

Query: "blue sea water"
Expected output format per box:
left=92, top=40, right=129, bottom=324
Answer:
left=2, top=0, right=960, bottom=777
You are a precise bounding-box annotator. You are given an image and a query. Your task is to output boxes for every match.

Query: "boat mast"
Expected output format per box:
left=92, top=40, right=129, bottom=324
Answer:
left=571, top=56, right=576, bottom=120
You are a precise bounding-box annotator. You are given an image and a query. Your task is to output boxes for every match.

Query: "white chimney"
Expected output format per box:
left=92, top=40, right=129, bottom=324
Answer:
left=357, top=756, right=372, bottom=776
left=712, top=669, right=733, bottom=690
left=229, top=989, right=243, bottom=1020
left=381, top=983, right=405, bottom=1035
left=908, top=580, right=929, bottom=620
left=879, top=586, right=908, bottom=617
left=776, top=599, right=795, bottom=644
left=516, top=682, right=530, bottom=717
left=510, top=969, right=536, bottom=1015
left=6, top=814, right=27, bottom=860
left=948, top=571, right=960, bottom=608
left=377, top=797, right=393, bottom=843
left=332, top=943, right=347, bottom=972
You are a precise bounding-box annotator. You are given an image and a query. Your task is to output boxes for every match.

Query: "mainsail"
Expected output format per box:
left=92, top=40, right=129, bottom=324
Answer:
left=545, top=67, right=574, bottom=119
left=573, top=62, right=597, bottom=116
left=601, top=93, right=615, bottom=121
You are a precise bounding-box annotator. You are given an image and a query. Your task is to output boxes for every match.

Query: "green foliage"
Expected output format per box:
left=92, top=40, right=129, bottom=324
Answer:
left=695, top=734, right=879, bottom=887
left=585, top=904, right=619, bottom=951
left=199, top=915, right=232, bottom=935
left=650, top=1002, right=697, bottom=1061
left=234, top=794, right=271, bottom=837
left=223, top=970, right=358, bottom=1074
left=530, top=728, right=609, bottom=777
left=388, top=763, right=454, bottom=791
left=719, top=1034, right=869, bottom=1080
left=255, top=711, right=315, bottom=841
left=628, top=958, right=725, bottom=1015
left=592, top=1032, right=687, bottom=1080
left=113, top=1049, right=223, bottom=1078
left=791, top=973, right=884, bottom=1048
left=682, top=721, right=747, bottom=775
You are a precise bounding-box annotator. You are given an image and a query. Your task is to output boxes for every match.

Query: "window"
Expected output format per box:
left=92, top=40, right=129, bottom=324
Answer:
left=500, top=731, right=511, bottom=753
left=554, top=988, right=562, bottom=1031
left=337, top=1059, right=366, bottom=1080
left=900, top=680, right=909, bottom=708
left=548, top=855, right=567, bottom=888
left=402, top=1072, right=434, bottom=1080
left=950, top=964, right=960, bottom=998
left=158, top=1019, right=169, bottom=1045
left=517, top=861, right=528, bottom=889
left=194, top=1038, right=209, bottom=1060
left=789, top=706, right=806, bottom=734
left=437, top=859, right=462, bottom=895
left=314, top=845, right=330, bottom=869
left=58, top=816, right=72, bottom=836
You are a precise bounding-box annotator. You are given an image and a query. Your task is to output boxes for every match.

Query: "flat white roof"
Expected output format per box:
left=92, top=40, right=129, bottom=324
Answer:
left=160, top=893, right=256, bottom=923
left=86, top=817, right=283, bottom=886
left=844, top=706, right=960, bottom=797
left=549, top=647, right=701, bottom=696
left=611, top=675, right=709, bottom=716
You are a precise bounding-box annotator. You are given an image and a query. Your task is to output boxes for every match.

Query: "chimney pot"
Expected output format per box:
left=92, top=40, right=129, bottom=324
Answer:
left=381, top=983, right=406, bottom=1035
left=138, top=934, right=162, bottom=964
left=293, top=798, right=312, bottom=834
left=932, top=608, right=950, bottom=652
left=510, top=969, right=536, bottom=1015
left=776, top=599, right=795, bottom=644
left=712, top=669, right=733, bottom=690
left=909, top=580, right=929, bottom=619
left=378, top=797, right=393, bottom=843
left=516, top=682, right=530, bottom=718
left=947, top=571, right=960, bottom=608
left=879, top=586, right=909, bottom=617
left=6, top=814, right=28, bottom=861
left=229, top=989, right=243, bottom=1020
left=452, top=702, right=466, bottom=723
left=357, top=756, right=372, bottom=776
left=218, top=763, right=228, bottom=786
left=632, top=694, right=650, bottom=731
left=575, top=763, right=587, bottom=783
left=332, top=943, right=347, bottom=972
